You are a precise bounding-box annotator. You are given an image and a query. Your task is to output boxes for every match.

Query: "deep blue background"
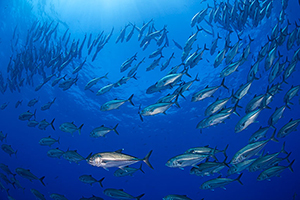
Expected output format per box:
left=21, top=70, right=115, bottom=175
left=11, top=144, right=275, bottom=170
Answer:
left=0, top=0, right=299, bottom=199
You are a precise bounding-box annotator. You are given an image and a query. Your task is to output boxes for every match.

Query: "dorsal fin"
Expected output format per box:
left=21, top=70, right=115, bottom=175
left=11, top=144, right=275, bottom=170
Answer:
left=115, top=149, right=124, bottom=153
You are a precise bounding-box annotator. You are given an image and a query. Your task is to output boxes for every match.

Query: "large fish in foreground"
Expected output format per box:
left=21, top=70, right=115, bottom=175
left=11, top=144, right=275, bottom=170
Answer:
left=87, top=149, right=153, bottom=170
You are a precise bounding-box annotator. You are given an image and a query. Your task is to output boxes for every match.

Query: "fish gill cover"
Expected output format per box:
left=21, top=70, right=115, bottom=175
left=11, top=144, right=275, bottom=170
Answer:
left=0, top=0, right=299, bottom=199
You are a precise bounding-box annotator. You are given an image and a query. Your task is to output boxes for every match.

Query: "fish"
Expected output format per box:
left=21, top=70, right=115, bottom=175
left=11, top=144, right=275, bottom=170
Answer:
left=41, top=98, right=56, bottom=111
left=63, top=149, right=90, bottom=164
left=0, top=102, right=9, bottom=110
left=100, top=94, right=134, bottom=111
left=38, top=118, right=55, bottom=130
left=163, top=194, right=194, bottom=200
left=15, top=168, right=45, bottom=186
left=104, top=188, right=145, bottom=200
left=214, top=48, right=226, bottom=68
left=196, top=112, right=232, bottom=131
left=39, top=136, right=60, bottom=147
left=227, top=158, right=257, bottom=176
left=18, top=109, right=36, bottom=121
left=245, top=94, right=265, bottom=114
left=10, top=176, right=24, bottom=191
left=190, top=156, right=229, bottom=177
left=146, top=55, right=164, bottom=71
left=257, top=160, right=295, bottom=181
left=205, top=96, right=231, bottom=116
left=87, top=149, right=153, bottom=170
left=231, top=131, right=278, bottom=165
left=172, top=39, right=182, bottom=50
left=47, top=148, right=65, bottom=159
left=200, top=174, right=243, bottom=190
left=268, top=105, right=287, bottom=128
left=15, top=100, right=22, bottom=108
left=90, top=124, right=119, bottom=138
left=59, top=122, right=84, bottom=135
left=277, top=119, right=300, bottom=138
left=96, top=83, right=115, bottom=96
left=248, top=126, right=270, bottom=144
left=0, top=163, right=14, bottom=176
left=128, top=57, right=145, bottom=77
left=249, top=142, right=289, bottom=172
left=116, top=24, right=130, bottom=43
left=191, top=78, right=228, bottom=102
left=31, top=189, right=46, bottom=200
left=79, top=195, right=104, bottom=200
left=139, top=102, right=175, bottom=121
left=50, top=193, right=68, bottom=200
left=114, top=164, right=145, bottom=177
left=28, top=98, right=39, bottom=107
left=231, top=79, right=254, bottom=104
left=0, top=131, right=7, bottom=142
left=283, top=85, right=300, bottom=106
left=235, top=106, right=267, bottom=133
left=72, top=59, right=86, bottom=74
left=210, top=33, right=222, bottom=55
left=155, top=70, right=191, bottom=88
left=185, top=145, right=228, bottom=160
left=85, top=73, right=108, bottom=90
left=1, top=144, right=17, bottom=157
left=166, top=153, right=208, bottom=169
left=79, top=175, right=105, bottom=187
left=27, top=120, right=39, bottom=127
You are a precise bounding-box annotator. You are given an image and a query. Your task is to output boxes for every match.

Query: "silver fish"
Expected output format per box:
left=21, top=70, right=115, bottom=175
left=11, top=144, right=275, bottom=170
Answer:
left=15, top=168, right=45, bottom=186
left=100, top=94, right=134, bottom=111
left=59, top=122, right=84, bottom=135
left=90, top=124, right=119, bottom=138
left=104, top=188, right=144, bottom=200
left=257, top=160, right=294, bottom=181
left=39, top=136, right=60, bottom=147
left=277, top=119, right=300, bottom=138
left=87, top=149, right=153, bottom=170
left=200, top=174, right=243, bottom=190
left=79, top=175, right=105, bottom=187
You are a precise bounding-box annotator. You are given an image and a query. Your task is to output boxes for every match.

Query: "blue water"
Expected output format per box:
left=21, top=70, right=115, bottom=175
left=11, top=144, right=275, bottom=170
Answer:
left=0, top=0, right=300, bottom=199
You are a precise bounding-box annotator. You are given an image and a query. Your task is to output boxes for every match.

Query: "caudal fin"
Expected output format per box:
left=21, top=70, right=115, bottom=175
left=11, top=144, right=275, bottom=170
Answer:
left=113, top=124, right=119, bottom=135
left=40, top=176, right=46, bottom=186
left=128, top=94, right=134, bottom=106
left=288, top=160, right=295, bottom=172
left=78, top=124, right=84, bottom=135
left=98, top=177, right=105, bottom=187
left=235, top=173, right=243, bottom=185
left=135, top=193, right=145, bottom=200
left=51, top=118, right=55, bottom=130
left=143, top=150, right=154, bottom=169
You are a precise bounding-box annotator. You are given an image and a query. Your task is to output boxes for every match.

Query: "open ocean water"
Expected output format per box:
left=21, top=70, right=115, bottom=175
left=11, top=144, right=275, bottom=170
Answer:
left=0, top=0, right=300, bottom=199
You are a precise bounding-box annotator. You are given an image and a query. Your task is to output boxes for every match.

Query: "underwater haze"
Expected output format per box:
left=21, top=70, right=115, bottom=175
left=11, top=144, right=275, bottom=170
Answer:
left=0, top=0, right=300, bottom=199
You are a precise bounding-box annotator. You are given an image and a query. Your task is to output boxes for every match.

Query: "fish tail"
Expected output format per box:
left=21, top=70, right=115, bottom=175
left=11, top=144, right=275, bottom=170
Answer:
left=86, top=152, right=93, bottom=160
left=281, top=142, right=288, bottom=155
left=4, top=133, right=7, bottom=143
left=33, top=109, right=37, bottom=119
left=139, top=163, right=145, bottom=174
left=57, top=137, right=60, bottom=144
left=15, top=150, right=18, bottom=158
left=222, top=144, right=229, bottom=157
left=270, top=129, right=279, bottom=142
left=143, top=150, right=154, bottom=169
left=113, top=124, right=119, bottom=135
left=51, top=118, right=55, bottom=130
left=98, top=177, right=105, bottom=187
left=40, top=176, right=46, bottom=186
left=285, top=152, right=292, bottom=163
left=135, top=193, right=145, bottom=200
left=235, top=173, right=243, bottom=185
left=220, top=78, right=229, bottom=90
left=287, top=160, right=295, bottom=172
left=78, top=124, right=84, bottom=135
left=128, top=94, right=134, bottom=106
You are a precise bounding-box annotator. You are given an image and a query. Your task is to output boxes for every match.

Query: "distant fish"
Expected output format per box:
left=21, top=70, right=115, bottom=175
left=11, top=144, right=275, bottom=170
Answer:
left=90, top=124, right=119, bottom=138
left=163, top=194, right=194, bottom=200
left=31, top=189, right=46, bottom=200
left=41, top=98, right=56, bottom=111
left=15, top=168, right=45, bottom=186
left=28, top=98, right=39, bottom=107
left=114, top=164, right=144, bottom=177
left=39, top=136, right=60, bottom=147
left=1, top=144, right=17, bottom=157
left=63, top=149, right=90, bottom=164
left=47, top=148, right=65, bottom=159
left=38, top=118, right=55, bottom=131
left=50, top=193, right=68, bottom=200
left=104, top=188, right=145, bottom=200
left=18, top=110, right=36, bottom=121
left=100, top=94, right=134, bottom=111
left=59, top=122, right=84, bottom=135
left=200, top=174, right=243, bottom=191
left=0, top=131, right=7, bottom=142
left=257, top=160, right=295, bottom=181
left=79, top=175, right=105, bottom=187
